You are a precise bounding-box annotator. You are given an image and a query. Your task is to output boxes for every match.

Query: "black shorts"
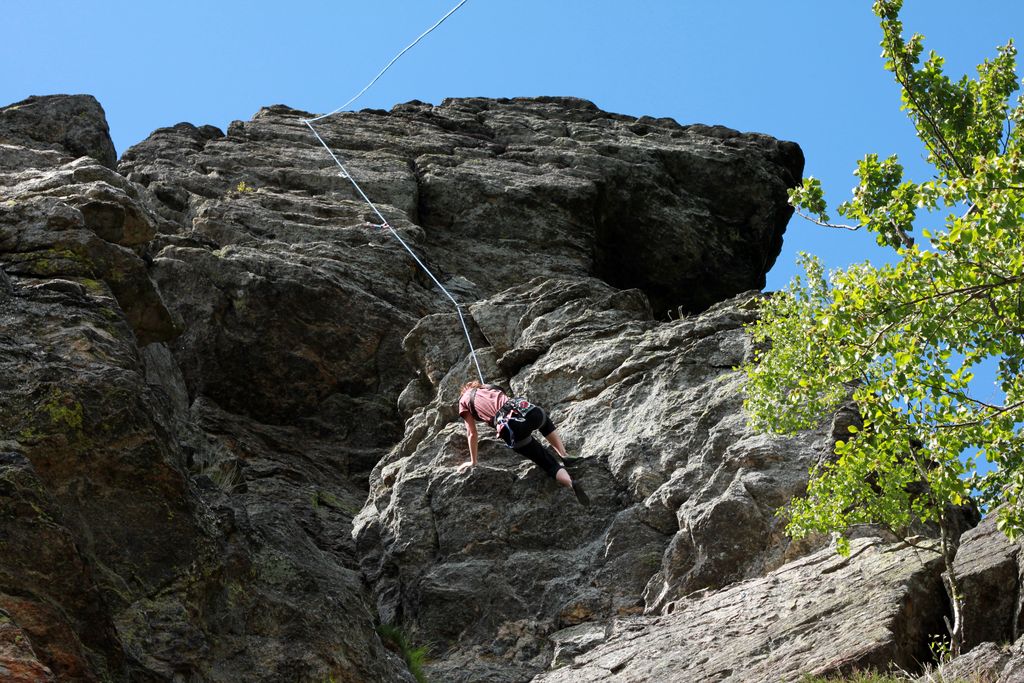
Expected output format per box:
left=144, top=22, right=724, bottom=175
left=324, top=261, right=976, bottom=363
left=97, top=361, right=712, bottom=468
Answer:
left=498, top=407, right=561, bottom=478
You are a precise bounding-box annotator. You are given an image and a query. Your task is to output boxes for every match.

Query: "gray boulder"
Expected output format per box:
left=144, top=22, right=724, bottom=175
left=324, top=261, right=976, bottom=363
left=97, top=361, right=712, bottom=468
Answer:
left=534, top=538, right=948, bottom=682
left=0, top=95, right=117, bottom=169
left=919, top=641, right=1018, bottom=682
left=954, top=512, right=1024, bottom=650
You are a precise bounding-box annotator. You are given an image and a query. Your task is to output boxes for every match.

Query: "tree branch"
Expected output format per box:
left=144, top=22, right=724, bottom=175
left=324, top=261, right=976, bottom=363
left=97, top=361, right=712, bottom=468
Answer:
left=1003, top=111, right=1013, bottom=155
left=887, top=275, right=1024, bottom=313
left=984, top=291, right=1024, bottom=336
left=933, top=399, right=1024, bottom=429
left=911, top=377, right=1008, bottom=411
left=882, top=24, right=973, bottom=178
left=896, top=534, right=942, bottom=556
left=793, top=207, right=863, bottom=231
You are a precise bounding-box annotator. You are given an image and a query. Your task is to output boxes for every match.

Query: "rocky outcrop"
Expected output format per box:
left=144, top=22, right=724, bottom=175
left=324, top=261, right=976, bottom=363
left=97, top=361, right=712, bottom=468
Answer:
left=955, top=511, right=1024, bottom=650
left=923, top=640, right=1023, bottom=683
left=0, top=104, right=202, bottom=680
left=110, top=96, right=806, bottom=679
left=1, top=95, right=117, bottom=170
left=534, top=538, right=948, bottom=683
left=917, top=512, right=1024, bottom=682
left=14, top=91, right=974, bottom=683
left=2, top=95, right=411, bottom=682
left=353, top=288, right=832, bottom=682
left=120, top=96, right=803, bottom=318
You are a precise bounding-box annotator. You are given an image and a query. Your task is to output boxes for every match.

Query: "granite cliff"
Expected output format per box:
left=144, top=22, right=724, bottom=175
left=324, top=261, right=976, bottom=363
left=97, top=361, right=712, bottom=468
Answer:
left=0, top=94, right=1017, bottom=682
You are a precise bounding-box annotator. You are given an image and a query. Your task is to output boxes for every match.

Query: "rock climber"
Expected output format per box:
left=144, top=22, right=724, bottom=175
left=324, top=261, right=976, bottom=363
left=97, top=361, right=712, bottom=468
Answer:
left=457, top=381, right=590, bottom=506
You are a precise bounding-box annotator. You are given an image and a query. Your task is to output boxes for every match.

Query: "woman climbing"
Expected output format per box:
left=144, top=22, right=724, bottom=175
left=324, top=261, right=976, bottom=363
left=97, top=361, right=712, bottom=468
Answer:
left=457, top=381, right=590, bottom=506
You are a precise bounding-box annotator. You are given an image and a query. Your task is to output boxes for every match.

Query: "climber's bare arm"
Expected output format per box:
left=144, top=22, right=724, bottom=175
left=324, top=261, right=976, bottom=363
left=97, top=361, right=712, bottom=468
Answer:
left=459, top=415, right=478, bottom=471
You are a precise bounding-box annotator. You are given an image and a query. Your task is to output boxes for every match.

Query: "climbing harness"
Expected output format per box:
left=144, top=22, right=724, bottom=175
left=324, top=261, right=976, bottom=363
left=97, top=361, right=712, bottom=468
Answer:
left=467, top=385, right=536, bottom=447
left=301, top=0, right=485, bottom=383
left=494, top=398, right=537, bottom=449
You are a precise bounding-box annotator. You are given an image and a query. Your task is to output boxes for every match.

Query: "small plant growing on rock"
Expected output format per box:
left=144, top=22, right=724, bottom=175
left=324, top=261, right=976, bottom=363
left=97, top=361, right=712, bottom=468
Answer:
left=234, top=181, right=255, bottom=194
left=929, top=633, right=954, bottom=665
left=377, top=623, right=430, bottom=683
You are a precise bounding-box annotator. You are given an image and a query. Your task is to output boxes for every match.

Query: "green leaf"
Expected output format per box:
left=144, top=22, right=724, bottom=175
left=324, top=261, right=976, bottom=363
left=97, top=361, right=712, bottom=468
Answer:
left=741, top=2, right=1024, bottom=551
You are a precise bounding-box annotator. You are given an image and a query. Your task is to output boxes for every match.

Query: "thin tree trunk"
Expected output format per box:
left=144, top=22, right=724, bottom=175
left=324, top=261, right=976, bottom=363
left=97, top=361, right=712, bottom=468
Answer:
left=940, top=518, right=963, bottom=657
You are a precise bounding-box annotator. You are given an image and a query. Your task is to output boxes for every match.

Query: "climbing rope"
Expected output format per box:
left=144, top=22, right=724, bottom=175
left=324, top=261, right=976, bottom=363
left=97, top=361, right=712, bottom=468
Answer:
left=301, top=0, right=485, bottom=384
left=306, top=0, right=471, bottom=123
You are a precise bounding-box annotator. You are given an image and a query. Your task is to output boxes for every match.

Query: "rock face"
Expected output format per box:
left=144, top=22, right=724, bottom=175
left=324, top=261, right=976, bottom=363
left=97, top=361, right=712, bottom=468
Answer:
left=1, top=95, right=117, bottom=170
left=1, top=95, right=410, bottom=682
left=534, top=538, right=948, bottom=683
left=113, top=95, right=806, bottom=680
left=954, top=511, right=1024, bottom=650
left=10, top=91, right=982, bottom=683
left=119, top=96, right=803, bottom=318
left=354, top=288, right=832, bottom=682
left=919, top=512, right=1024, bottom=683
left=925, top=640, right=1023, bottom=683
left=0, top=609, right=55, bottom=683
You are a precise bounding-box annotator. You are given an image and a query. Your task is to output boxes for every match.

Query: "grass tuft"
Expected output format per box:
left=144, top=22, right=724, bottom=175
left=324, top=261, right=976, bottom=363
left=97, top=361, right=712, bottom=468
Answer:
left=377, top=623, right=430, bottom=683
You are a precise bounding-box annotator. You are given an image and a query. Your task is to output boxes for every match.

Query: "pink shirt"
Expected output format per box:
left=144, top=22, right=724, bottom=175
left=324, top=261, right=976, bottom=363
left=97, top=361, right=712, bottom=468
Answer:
left=459, top=386, right=508, bottom=425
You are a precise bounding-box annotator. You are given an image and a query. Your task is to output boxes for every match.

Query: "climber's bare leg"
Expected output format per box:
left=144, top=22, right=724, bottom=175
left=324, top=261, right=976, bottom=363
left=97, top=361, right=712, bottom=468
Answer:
left=545, top=429, right=568, bottom=459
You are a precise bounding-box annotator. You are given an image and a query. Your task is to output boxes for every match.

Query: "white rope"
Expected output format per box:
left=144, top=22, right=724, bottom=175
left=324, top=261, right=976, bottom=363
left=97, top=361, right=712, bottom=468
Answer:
left=306, top=0, right=470, bottom=123
left=302, top=119, right=486, bottom=384
left=299, top=0, right=485, bottom=384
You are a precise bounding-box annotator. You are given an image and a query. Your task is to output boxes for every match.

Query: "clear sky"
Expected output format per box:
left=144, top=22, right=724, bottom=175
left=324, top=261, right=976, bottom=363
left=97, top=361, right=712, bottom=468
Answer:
left=4, top=0, right=1022, bottom=290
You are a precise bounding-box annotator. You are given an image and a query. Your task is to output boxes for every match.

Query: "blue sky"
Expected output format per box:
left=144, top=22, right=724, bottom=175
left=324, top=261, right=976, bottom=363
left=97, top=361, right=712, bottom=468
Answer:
left=4, top=0, right=1021, bottom=290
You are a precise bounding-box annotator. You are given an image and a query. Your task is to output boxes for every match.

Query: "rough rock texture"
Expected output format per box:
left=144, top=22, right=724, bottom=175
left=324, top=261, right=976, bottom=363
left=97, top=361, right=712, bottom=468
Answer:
left=1, top=95, right=410, bottom=682
left=111, top=95, right=806, bottom=680
left=921, top=640, right=1017, bottom=682
left=0, top=451, right=128, bottom=681
left=954, top=512, right=1024, bottom=651
left=0, top=609, right=55, bottom=683
left=354, top=289, right=833, bottom=682
left=1, top=95, right=117, bottom=170
left=119, top=96, right=803, bottom=317
left=10, top=91, right=970, bottom=683
left=533, top=538, right=949, bottom=683
left=925, top=510, right=1024, bottom=682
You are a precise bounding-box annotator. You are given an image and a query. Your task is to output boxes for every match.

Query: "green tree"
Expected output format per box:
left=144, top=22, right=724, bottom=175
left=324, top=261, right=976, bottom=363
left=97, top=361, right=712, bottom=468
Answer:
left=742, top=0, right=1023, bottom=656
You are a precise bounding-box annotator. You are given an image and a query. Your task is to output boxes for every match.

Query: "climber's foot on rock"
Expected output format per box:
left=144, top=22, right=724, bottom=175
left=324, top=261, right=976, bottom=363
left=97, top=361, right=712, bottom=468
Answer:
left=572, top=481, right=590, bottom=506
